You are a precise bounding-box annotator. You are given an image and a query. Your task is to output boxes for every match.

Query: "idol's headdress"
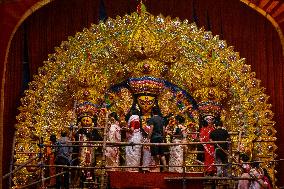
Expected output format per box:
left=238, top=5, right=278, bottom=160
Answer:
left=197, top=100, right=222, bottom=118
left=129, top=76, right=164, bottom=96
left=75, top=101, right=98, bottom=119
left=72, top=63, right=108, bottom=119
left=193, top=62, right=230, bottom=117
left=194, top=83, right=227, bottom=117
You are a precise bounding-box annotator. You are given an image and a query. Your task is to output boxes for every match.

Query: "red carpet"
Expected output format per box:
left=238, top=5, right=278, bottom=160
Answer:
left=108, top=171, right=204, bottom=189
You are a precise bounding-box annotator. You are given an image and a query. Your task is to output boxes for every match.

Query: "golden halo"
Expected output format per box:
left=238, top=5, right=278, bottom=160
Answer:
left=13, top=11, right=276, bottom=186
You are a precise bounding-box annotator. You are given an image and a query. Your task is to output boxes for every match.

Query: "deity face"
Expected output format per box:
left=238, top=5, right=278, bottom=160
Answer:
left=137, top=95, right=156, bottom=115
left=204, top=115, right=215, bottom=125
left=81, top=116, right=93, bottom=127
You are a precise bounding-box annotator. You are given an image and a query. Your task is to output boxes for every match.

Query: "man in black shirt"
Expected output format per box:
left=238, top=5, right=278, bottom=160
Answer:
left=209, top=118, right=229, bottom=176
left=147, top=106, right=167, bottom=171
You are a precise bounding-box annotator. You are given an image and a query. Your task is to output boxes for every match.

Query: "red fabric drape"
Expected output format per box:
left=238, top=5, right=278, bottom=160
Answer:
left=25, top=0, right=100, bottom=77
left=2, top=25, right=24, bottom=188
left=0, top=0, right=39, bottom=91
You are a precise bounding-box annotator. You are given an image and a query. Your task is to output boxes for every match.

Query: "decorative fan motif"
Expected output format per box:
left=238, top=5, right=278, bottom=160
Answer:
left=13, top=11, right=276, bottom=186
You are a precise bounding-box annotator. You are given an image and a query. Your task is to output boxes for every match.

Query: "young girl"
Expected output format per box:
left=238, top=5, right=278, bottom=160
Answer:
left=105, top=112, right=121, bottom=171
left=238, top=153, right=251, bottom=189
left=125, top=109, right=143, bottom=171
left=168, top=115, right=187, bottom=173
left=249, top=162, right=265, bottom=189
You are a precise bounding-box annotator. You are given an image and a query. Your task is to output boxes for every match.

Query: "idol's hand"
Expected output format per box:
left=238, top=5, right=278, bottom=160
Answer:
left=144, top=146, right=150, bottom=150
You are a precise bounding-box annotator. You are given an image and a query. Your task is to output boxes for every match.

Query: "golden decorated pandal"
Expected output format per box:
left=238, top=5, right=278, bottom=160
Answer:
left=13, top=6, right=277, bottom=188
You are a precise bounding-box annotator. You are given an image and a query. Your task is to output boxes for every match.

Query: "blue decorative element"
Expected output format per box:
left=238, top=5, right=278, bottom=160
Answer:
left=109, top=76, right=198, bottom=111
left=128, top=76, right=165, bottom=84
left=38, top=143, right=45, bottom=148
left=163, top=80, right=198, bottom=109
left=77, top=101, right=99, bottom=108
left=38, top=162, right=44, bottom=168
left=109, top=80, right=128, bottom=92
left=69, top=124, right=75, bottom=130
left=37, top=152, right=43, bottom=158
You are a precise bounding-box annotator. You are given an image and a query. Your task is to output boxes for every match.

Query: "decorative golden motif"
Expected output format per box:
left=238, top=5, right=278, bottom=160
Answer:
left=13, top=10, right=276, bottom=187
left=129, top=76, right=164, bottom=95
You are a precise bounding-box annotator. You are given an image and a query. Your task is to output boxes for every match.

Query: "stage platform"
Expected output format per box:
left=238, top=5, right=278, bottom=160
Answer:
left=107, top=171, right=204, bottom=189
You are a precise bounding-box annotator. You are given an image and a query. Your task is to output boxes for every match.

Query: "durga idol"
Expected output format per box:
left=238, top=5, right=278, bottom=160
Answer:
left=127, top=77, right=165, bottom=172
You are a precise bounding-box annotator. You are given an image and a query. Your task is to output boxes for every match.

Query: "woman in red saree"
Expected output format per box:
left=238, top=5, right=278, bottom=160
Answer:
left=199, top=115, right=216, bottom=175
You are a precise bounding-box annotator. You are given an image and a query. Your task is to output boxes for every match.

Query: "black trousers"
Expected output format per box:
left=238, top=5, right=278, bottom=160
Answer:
left=55, top=157, right=70, bottom=189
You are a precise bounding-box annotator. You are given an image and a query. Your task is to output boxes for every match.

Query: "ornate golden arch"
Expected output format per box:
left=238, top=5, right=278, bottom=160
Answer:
left=13, top=10, right=276, bottom=186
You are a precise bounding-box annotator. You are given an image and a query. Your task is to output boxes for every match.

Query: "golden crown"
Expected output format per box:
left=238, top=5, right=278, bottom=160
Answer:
left=197, top=100, right=222, bottom=117
left=75, top=101, right=98, bottom=119
left=70, top=61, right=108, bottom=121
left=192, top=62, right=230, bottom=117
left=72, top=62, right=108, bottom=105
left=128, top=76, right=164, bottom=95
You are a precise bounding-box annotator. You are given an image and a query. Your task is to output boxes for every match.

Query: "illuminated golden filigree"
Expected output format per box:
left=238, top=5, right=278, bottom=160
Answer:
left=13, top=9, right=276, bottom=187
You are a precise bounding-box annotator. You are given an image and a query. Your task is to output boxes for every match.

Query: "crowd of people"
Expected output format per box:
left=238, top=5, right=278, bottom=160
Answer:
left=44, top=106, right=272, bottom=189
left=238, top=154, right=273, bottom=189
